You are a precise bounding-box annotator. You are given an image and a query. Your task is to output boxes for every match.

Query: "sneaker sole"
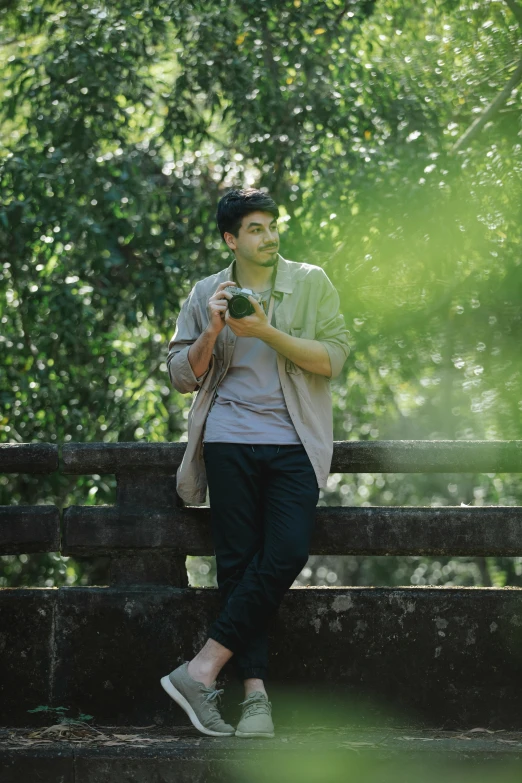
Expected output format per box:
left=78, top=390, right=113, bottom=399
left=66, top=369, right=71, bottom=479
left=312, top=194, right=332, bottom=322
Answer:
left=235, top=730, right=275, bottom=738
left=160, top=675, right=235, bottom=737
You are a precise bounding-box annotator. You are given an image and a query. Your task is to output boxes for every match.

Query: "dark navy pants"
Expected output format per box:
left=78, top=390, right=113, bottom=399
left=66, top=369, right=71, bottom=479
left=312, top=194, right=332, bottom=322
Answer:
left=202, top=442, right=319, bottom=682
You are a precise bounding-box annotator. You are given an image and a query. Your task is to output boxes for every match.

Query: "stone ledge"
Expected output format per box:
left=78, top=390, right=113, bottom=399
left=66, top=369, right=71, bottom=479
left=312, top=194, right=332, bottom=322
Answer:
left=2, top=724, right=522, bottom=783
left=62, top=504, right=522, bottom=557
left=0, top=506, right=60, bottom=554
left=0, top=444, right=58, bottom=473
left=61, top=440, right=522, bottom=474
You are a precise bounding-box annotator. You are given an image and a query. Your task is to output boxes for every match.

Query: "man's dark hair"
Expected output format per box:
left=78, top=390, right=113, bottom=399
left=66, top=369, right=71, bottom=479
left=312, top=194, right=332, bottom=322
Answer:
left=216, top=188, right=279, bottom=240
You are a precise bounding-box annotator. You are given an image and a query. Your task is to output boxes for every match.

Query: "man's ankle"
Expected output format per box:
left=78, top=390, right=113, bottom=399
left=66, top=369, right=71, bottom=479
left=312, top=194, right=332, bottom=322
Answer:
left=187, top=659, right=217, bottom=687
left=244, top=678, right=267, bottom=698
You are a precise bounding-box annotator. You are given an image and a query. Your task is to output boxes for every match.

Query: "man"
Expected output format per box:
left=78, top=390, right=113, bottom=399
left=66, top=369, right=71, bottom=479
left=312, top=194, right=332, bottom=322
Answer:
left=161, top=188, right=349, bottom=738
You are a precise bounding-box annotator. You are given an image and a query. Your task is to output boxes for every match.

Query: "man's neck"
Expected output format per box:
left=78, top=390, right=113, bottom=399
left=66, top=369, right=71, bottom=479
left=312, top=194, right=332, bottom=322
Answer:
left=233, top=255, right=276, bottom=293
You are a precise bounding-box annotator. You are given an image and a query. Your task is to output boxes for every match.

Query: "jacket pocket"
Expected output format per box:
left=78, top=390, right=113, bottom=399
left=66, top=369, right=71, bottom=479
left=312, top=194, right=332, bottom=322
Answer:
left=290, top=322, right=316, bottom=338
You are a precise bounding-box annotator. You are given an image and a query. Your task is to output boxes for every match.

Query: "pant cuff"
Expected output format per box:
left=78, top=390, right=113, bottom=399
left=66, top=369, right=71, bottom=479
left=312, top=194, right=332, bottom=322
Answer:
left=239, top=668, right=268, bottom=681
left=208, top=630, right=238, bottom=654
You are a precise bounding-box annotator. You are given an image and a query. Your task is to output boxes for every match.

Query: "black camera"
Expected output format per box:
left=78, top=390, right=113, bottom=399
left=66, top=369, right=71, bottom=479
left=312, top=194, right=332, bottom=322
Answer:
left=224, top=286, right=262, bottom=319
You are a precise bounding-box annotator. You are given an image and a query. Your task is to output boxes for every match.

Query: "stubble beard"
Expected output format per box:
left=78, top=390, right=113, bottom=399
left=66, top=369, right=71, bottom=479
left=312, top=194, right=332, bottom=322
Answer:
left=257, top=249, right=278, bottom=267
left=238, top=246, right=278, bottom=269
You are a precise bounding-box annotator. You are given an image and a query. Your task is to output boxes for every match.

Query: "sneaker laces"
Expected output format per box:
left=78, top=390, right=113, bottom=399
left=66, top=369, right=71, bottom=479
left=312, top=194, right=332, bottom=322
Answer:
left=200, top=684, right=225, bottom=715
left=239, top=693, right=272, bottom=719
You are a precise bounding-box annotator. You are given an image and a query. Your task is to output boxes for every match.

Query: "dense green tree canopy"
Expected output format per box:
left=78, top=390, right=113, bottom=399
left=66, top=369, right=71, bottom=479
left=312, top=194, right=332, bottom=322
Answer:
left=1, top=0, right=521, bottom=588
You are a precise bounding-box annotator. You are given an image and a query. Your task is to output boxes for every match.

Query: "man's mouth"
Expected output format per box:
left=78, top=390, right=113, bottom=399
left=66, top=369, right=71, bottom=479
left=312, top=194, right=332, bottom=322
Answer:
left=261, top=247, right=277, bottom=252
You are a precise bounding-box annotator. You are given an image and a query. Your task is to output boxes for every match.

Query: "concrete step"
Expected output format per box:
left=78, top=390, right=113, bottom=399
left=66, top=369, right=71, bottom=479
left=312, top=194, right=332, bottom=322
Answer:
left=2, top=724, right=522, bottom=782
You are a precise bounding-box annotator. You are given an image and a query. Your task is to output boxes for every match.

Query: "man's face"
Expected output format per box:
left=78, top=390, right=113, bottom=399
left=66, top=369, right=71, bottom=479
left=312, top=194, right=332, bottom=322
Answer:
left=224, top=210, right=279, bottom=268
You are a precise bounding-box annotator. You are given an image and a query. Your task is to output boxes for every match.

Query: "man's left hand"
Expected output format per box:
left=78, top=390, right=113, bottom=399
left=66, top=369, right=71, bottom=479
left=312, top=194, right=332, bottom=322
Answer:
left=225, top=296, right=270, bottom=338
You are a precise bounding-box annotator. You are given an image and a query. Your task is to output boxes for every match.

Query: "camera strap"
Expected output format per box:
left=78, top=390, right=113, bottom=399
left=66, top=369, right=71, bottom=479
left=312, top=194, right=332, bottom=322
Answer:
left=267, top=294, right=275, bottom=325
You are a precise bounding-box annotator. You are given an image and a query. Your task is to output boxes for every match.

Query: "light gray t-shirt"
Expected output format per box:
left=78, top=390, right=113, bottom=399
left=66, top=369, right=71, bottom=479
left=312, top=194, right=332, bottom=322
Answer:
left=203, top=289, right=301, bottom=445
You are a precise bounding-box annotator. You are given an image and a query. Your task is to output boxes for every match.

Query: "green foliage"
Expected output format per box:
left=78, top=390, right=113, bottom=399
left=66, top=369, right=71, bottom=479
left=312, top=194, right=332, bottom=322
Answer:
left=1, top=0, right=521, bottom=588
left=27, top=704, right=94, bottom=723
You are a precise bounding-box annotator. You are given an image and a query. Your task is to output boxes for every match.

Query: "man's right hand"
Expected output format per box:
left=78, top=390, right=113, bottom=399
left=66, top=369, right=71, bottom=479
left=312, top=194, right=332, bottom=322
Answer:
left=207, top=280, right=234, bottom=335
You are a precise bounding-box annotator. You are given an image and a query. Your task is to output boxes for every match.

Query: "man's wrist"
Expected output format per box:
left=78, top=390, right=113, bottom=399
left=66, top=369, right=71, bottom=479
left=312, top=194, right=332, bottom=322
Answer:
left=204, top=323, right=222, bottom=339
left=259, top=323, right=280, bottom=344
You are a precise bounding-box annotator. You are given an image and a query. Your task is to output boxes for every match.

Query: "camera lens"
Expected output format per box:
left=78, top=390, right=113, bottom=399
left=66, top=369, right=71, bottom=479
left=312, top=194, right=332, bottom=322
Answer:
left=229, top=295, right=254, bottom=319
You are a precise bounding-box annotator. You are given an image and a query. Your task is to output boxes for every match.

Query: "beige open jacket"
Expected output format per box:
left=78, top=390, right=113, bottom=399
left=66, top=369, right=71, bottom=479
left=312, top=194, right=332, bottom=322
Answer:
left=167, top=254, right=350, bottom=505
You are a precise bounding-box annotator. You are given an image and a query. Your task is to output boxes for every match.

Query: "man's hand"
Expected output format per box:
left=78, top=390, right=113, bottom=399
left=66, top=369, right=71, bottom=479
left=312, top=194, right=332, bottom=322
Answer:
left=207, top=280, right=235, bottom=335
left=187, top=280, right=234, bottom=381
left=221, top=291, right=331, bottom=376
left=225, top=295, right=270, bottom=338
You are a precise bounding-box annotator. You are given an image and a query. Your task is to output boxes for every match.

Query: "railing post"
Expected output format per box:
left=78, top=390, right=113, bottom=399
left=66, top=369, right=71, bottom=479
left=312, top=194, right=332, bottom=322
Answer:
left=109, top=469, right=188, bottom=587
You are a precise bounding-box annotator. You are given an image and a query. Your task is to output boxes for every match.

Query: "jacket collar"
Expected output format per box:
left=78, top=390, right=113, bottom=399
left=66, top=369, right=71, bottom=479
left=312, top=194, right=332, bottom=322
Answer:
left=225, top=253, right=293, bottom=297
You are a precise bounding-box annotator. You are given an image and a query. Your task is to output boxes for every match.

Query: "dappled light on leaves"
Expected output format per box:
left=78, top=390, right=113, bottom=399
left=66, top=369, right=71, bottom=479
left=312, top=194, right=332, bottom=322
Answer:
left=0, top=0, right=521, bottom=589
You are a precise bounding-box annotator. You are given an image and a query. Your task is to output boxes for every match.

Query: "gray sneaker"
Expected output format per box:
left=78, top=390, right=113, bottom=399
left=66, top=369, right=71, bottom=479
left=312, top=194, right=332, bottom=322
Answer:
left=235, top=691, right=275, bottom=738
left=160, top=661, right=235, bottom=737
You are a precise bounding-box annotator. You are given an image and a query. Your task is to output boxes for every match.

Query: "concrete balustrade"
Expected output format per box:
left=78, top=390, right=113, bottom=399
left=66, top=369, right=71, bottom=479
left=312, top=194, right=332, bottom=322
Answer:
left=1, top=440, right=522, bottom=735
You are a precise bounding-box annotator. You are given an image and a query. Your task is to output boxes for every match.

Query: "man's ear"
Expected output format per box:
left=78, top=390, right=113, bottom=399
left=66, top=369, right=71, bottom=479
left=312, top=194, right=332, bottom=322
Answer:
left=223, top=231, right=236, bottom=250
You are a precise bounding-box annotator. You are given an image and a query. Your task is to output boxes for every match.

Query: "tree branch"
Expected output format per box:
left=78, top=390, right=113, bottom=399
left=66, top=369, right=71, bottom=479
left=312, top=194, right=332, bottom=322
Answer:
left=504, top=0, right=522, bottom=29
left=450, top=57, right=522, bottom=153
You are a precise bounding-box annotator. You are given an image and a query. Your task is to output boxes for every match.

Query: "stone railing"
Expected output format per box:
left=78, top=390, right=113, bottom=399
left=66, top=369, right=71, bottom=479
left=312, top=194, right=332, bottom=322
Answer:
left=1, top=440, right=522, bottom=730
